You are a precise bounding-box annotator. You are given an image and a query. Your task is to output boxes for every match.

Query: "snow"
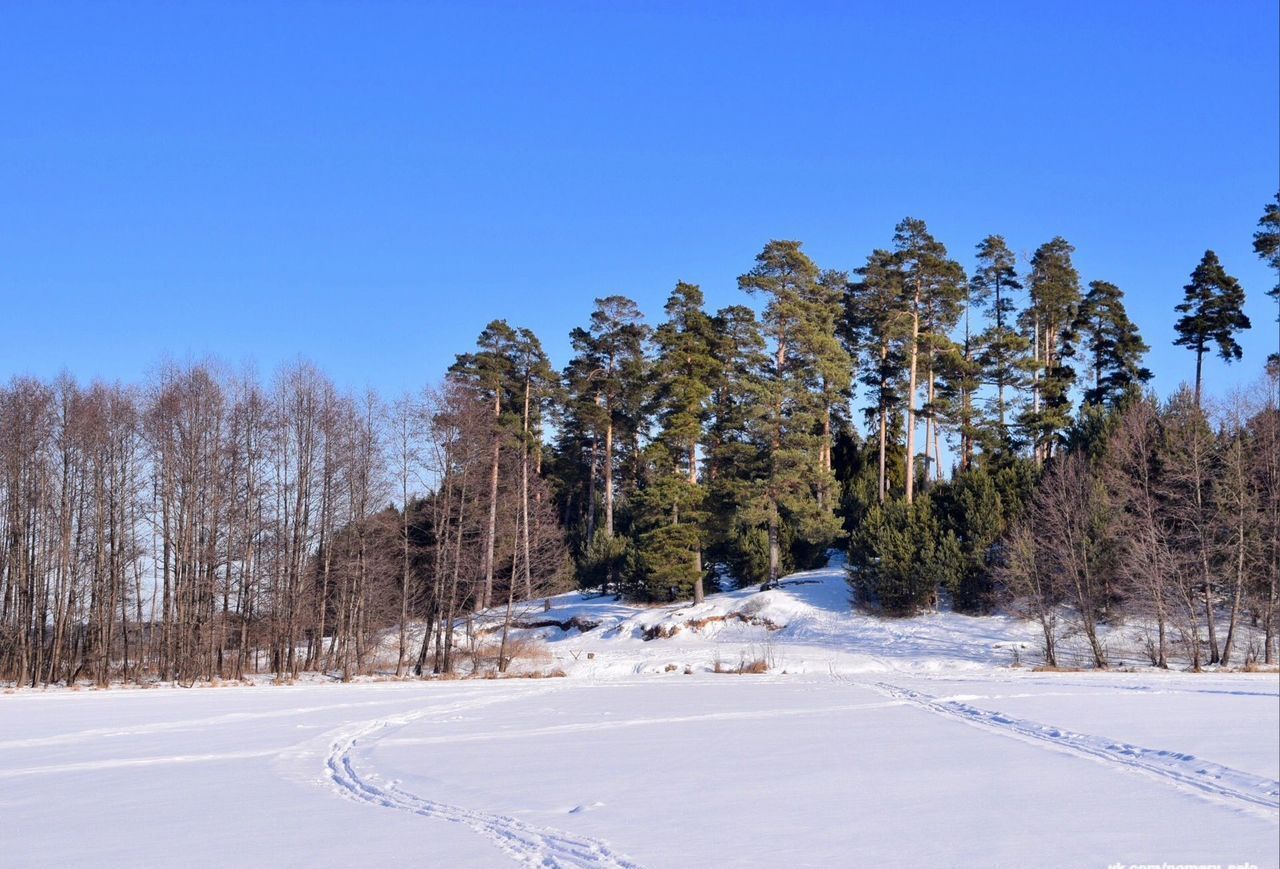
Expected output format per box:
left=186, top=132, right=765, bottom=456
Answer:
left=2, top=562, right=1278, bottom=868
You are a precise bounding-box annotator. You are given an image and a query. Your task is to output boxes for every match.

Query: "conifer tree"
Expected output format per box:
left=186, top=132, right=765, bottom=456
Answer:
left=562, top=297, right=649, bottom=588
left=704, top=304, right=770, bottom=585
left=1066, top=280, right=1152, bottom=407
left=972, top=235, right=1029, bottom=456
left=449, top=319, right=520, bottom=609
left=1173, top=251, right=1250, bottom=406
left=1253, top=192, right=1280, bottom=369
left=891, top=218, right=965, bottom=500
left=943, top=285, right=984, bottom=472
left=738, top=240, right=841, bottom=586
left=645, top=282, right=720, bottom=602
left=849, top=249, right=908, bottom=501
left=1020, top=237, right=1081, bottom=462
left=808, top=269, right=855, bottom=510
left=510, top=328, right=559, bottom=597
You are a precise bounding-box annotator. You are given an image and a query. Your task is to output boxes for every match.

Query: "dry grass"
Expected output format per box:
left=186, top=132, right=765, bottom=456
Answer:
left=1241, top=661, right=1279, bottom=673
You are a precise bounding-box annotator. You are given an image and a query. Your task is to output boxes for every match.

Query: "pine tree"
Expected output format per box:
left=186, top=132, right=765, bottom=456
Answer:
left=561, top=297, right=650, bottom=589
left=849, top=249, right=909, bottom=502
left=449, top=319, right=520, bottom=609
left=510, top=328, right=559, bottom=598
left=847, top=495, right=962, bottom=614
left=645, top=282, right=720, bottom=602
left=891, top=218, right=965, bottom=500
left=808, top=269, right=854, bottom=511
left=704, top=304, right=771, bottom=586
left=738, top=240, right=842, bottom=586
left=1253, top=192, right=1280, bottom=370
left=1020, top=237, right=1081, bottom=462
left=630, top=443, right=708, bottom=601
left=972, top=235, right=1030, bottom=456
left=944, top=271, right=985, bottom=472
left=1065, top=280, right=1152, bottom=407
left=1173, top=251, right=1250, bottom=407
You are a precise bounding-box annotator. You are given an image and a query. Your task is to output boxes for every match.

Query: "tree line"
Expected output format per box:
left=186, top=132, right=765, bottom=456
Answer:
left=2, top=195, right=1277, bottom=685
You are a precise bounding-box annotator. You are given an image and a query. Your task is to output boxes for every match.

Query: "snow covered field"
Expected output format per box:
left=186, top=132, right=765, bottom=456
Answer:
left=3, top=565, right=1278, bottom=868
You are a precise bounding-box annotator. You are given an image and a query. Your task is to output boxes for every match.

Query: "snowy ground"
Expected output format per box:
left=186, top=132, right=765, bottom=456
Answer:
left=3, top=564, right=1278, bottom=868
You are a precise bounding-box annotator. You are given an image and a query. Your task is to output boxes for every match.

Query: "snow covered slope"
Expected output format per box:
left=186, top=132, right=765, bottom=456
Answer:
left=485, top=556, right=1149, bottom=678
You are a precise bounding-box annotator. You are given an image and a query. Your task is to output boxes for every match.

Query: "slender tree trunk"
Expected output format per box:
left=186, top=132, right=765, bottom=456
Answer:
left=689, top=441, right=704, bottom=604
left=482, top=391, right=500, bottom=611
left=604, top=412, right=614, bottom=537
left=521, top=378, right=532, bottom=599
left=877, top=340, right=888, bottom=502
left=1193, top=346, right=1204, bottom=408
left=1032, top=313, right=1042, bottom=465
left=905, top=303, right=920, bottom=503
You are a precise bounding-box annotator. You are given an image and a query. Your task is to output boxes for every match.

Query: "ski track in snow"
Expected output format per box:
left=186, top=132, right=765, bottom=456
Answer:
left=320, top=686, right=645, bottom=869
left=869, top=680, right=1280, bottom=819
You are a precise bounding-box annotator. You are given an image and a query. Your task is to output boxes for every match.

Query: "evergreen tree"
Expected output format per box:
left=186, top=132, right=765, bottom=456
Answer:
left=847, top=495, right=962, bottom=614
left=738, top=240, right=842, bottom=587
left=849, top=249, right=909, bottom=502
left=972, top=235, right=1030, bottom=457
left=811, top=269, right=855, bottom=510
left=704, top=304, right=771, bottom=586
left=891, top=218, right=965, bottom=500
left=1173, top=251, right=1250, bottom=406
left=1253, top=192, right=1280, bottom=370
left=510, top=327, right=560, bottom=598
left=630, top=443, right=708, bottom=601
left=1020, top=237, right=1081, bottom=462
left=1065, top=280, right=1152, bottom=407
left=643, top=282, right=720, bottom=602
left=561, top=297, right=650, bottom=588
left=449, top=319, right=521, bottom=609
left=942, top=277, right=984, bottom=472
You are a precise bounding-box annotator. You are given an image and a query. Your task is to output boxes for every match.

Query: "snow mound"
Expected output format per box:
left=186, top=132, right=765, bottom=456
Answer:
left=482, top=556, right=1046, bottom=679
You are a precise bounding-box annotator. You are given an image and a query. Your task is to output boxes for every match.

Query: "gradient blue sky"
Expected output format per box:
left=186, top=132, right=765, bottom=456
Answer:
left=2, top=1, right=1277, bottom=416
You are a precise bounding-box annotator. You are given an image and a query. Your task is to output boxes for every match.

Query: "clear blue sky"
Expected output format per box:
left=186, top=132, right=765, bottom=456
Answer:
left=2, top=1, right=1277, bottom=415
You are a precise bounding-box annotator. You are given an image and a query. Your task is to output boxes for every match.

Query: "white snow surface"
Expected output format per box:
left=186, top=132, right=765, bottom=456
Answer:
left=3, top=560, right=1278, bottom=868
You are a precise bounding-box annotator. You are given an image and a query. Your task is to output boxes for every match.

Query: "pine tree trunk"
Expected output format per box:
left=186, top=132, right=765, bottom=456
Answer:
left=878, top=341, right=888, bottom=502
left=521, top=378, right=533, bottom=599
left=905, top=305, right=920, bottom=504
left=689, top=442, right=704, bottom=605
left=1194, top=345, right=1204, bottom=408
left=482, top=391, right=500, bottom=611
left=604, top=413, right=614, bottom=537
left=1032, top=314, right=1042, bottom=465
left=924, top=368, right=933, bottom=487
left=766, top=500, right=780, bottom=589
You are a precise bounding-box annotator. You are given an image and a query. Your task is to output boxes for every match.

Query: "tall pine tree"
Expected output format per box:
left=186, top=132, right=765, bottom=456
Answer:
left=562, top=297, right=650, bottom=588
left=642, top=282, right=720, bottom=602
left=450, top=320, right=520, bottom=609
left=705, top=304, right=771, bottom=585
left=972, top=235, right=1029, bottom=457
left=849, top=249, right=909, bottom=502
left=738, top=240, right=841, bottom=587
left=1254, top=192, right=1280, bottom=370
left=891, top=218, right=965, bottom=500
left=1066, top=280, right=1152, bottom=407
left=1173, top=250, right=1250, bottom=406
left=1020, top=237, right=1081, bottom=462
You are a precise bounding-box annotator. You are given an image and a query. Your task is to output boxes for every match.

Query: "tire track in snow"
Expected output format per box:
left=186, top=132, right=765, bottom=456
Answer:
left=321, top=687, right=645, bottom=868
left=871, top=681, right=1280, bottom=818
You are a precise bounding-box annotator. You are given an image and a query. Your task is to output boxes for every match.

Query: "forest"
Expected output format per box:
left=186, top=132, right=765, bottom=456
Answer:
left=2, top=197, right=1278, bottom=687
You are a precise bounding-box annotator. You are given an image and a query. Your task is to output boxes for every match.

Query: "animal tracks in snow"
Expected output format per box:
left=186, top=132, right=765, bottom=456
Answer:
left=318, top=687, right=645, bottom=869
left=871, top=681, right=1280, bottom=818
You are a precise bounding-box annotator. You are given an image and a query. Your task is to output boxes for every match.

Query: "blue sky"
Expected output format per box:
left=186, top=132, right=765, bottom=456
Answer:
left=2, top=1, right=1277, bottom=417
